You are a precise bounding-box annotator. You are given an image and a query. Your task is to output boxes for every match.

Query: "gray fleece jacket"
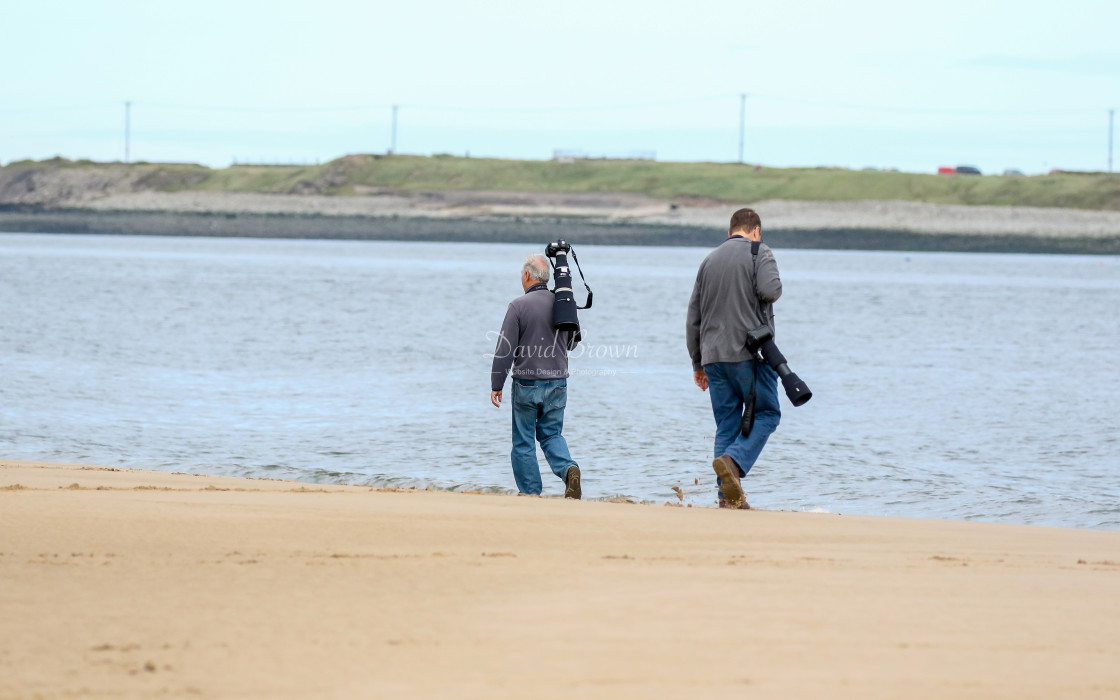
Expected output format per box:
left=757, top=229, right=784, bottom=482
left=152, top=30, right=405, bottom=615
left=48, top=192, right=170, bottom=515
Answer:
left=490, top=284, right=579, bottom=391
left=686, top=237, right=782, bottom=371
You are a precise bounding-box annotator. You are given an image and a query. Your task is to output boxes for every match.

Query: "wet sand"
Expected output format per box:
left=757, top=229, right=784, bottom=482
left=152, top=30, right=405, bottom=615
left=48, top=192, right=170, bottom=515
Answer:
left=3, top=459, right=1119, bottom=698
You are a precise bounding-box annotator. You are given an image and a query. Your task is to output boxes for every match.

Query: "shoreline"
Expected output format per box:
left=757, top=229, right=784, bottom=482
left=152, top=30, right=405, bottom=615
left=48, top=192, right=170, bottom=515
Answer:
left=4, top=458, right=1120, bottom=698
left=3, top=206, right=1119, bottom=254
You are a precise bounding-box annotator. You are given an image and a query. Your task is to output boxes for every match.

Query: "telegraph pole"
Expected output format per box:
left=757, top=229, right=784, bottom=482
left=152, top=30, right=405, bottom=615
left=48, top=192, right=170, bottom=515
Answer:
left=738, top=93, right=747, bottom=164
left=389, top=104, right=398, bottom=155
left=1109, top=108, right=1114, bottom=173
left=124, top=100, right=132, bottom=163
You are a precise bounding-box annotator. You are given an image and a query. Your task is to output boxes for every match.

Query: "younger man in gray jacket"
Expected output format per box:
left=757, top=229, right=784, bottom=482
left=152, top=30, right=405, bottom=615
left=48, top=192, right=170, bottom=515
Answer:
left=686, top=208, right=783, bottom=509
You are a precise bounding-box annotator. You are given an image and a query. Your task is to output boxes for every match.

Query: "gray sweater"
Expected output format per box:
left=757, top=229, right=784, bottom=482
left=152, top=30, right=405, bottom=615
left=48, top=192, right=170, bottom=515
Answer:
left=491, top=284, right=579, bottom=391
left=686, top=237, right=782, bottom=371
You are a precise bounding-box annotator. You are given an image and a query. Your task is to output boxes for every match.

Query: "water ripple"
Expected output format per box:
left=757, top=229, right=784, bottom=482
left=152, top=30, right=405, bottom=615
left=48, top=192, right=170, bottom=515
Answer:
left=2, top=235, right=1118, bottom=530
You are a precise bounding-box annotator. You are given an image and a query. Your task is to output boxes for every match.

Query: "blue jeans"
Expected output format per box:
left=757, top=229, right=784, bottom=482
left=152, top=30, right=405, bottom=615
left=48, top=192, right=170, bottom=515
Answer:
left=705, top=360, right=781, bottom=487
left=511, top=378, right=578, bottom=495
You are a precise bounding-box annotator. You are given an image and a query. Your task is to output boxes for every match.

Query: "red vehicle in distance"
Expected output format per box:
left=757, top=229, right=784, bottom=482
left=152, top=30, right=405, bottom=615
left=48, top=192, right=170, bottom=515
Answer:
left=937, top=165, right=983, bottom=175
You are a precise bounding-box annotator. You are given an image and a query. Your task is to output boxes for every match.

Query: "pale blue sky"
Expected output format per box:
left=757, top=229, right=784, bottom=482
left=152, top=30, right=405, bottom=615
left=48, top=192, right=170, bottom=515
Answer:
left=3, top=0, right=1117, bottom=173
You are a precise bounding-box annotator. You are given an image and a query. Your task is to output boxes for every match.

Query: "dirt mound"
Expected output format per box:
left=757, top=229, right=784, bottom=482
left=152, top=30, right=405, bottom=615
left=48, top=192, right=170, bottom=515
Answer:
left=0, top=160, right=209, bottom=207
left=286, top=154, right=379, bottom=195
left=0, top=164, right=136, bottom=206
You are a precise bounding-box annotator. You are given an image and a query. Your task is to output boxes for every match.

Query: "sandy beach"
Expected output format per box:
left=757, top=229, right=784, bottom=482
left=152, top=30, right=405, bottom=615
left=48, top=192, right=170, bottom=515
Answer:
left=3, top=459, right=1119, bottom=698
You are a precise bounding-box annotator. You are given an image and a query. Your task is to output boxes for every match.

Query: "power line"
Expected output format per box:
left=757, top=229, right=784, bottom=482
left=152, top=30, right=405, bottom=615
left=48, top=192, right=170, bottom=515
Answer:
left=79, top=95, right=736, bottom=116
left=747, top=93, right=1102, bottom=116
left=0, top=102, right=120, bottom=115
left=137, top=101, right=396, bottom=114
left=0, top=94, right=1110, bottom=118
left=403, top=94, right=736, bottom=114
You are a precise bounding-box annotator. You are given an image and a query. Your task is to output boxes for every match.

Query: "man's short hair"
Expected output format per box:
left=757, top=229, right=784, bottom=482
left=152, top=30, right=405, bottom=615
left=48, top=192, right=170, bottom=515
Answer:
left=523, top=254, right=550, bottom=283
left=729, top=207, right=762, bottom=234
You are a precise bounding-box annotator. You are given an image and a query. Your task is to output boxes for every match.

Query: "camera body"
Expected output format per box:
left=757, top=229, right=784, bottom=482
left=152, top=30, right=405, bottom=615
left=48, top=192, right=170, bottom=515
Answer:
left=545, top=240, right=571, bottom=257
left=745, top=324, right=774, bottom=353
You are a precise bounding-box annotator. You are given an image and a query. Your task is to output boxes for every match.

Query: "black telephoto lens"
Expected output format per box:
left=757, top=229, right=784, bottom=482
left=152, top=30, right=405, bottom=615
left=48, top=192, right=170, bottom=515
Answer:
left=779, top=372, right=812, bottom=407
left=548, top=244, right=580, bottom=333
left=757, top=338, right=812, bottom=406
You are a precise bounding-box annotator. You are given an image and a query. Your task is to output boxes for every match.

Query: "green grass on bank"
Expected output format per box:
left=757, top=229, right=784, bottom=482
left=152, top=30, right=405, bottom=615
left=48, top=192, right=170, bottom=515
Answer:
left=5, top=154, right=1120, bottom=210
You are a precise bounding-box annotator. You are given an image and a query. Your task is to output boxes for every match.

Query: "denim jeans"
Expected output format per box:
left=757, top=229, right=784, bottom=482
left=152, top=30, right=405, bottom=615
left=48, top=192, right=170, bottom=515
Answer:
left=705, top=360, right=781, bottom=487
left=510, top=378, right=578, bottom=495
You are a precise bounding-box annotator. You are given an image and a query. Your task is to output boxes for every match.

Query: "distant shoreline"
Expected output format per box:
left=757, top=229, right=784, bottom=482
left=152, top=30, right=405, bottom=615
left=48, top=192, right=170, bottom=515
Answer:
left=3, top=207, right=1118, bottom=255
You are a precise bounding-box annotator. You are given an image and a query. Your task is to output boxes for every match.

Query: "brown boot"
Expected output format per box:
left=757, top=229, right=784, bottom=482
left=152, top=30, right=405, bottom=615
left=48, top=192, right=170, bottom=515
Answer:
left=564, top=466, right=582, bottom=500
left=712, top=455, right=746, bottom=509
left=718, top=498, right=751, bottom=510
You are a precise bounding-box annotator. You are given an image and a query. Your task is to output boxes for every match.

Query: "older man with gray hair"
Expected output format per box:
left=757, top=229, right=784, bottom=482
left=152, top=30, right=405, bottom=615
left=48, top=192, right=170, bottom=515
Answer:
left=490, top=254, right=583, bottom=498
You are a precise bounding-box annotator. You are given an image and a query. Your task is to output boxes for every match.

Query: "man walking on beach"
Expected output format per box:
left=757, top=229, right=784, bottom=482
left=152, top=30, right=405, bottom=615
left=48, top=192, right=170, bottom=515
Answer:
left=490, top=254, right=582, bottom=499
left=686, top=208, right=783, bottom=509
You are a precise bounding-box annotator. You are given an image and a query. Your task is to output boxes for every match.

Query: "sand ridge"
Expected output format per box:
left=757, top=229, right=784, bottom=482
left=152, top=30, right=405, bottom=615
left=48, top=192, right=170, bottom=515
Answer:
left=17, top=187, right=1120, bottom=238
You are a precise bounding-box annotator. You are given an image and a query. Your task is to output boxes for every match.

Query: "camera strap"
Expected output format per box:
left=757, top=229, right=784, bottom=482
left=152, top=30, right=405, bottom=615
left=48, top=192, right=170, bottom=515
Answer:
left=570, top=248, right=594, bottom=310
left=740, top=362, right=758, bottom=437
left=750, top=240, right=771, bottom=329
left=740, top=240, right=763, bottom=437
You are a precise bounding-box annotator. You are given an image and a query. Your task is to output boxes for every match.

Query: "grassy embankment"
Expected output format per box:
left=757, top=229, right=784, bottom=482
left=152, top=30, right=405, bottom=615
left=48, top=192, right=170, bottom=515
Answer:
left=5, top=154, right=1120, bottom=209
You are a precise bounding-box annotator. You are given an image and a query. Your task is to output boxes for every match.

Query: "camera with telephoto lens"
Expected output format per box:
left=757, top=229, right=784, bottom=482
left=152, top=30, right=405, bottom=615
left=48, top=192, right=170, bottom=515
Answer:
left=746, top=325, right=812, bottom=406
left=544, top=240, right=593, bottom=337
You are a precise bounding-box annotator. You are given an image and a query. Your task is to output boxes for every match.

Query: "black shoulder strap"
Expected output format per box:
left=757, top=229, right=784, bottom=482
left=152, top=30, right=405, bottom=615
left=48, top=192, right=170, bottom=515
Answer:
left=750, top=240, right=761, bottom=288
left=750, top=240, right=771, bottom=329
left=570, top=248, right=593, bottom=310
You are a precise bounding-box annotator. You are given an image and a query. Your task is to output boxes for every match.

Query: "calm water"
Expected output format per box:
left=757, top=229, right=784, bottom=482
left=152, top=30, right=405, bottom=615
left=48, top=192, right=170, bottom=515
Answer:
left=2, top=233, right=1119, bottom=530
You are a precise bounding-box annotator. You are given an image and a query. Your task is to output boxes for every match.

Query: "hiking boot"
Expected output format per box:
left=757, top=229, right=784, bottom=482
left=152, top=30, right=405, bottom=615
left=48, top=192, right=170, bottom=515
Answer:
left=718, top=497, right=751, bottom=510
left=712, top=455, right=746, bottom=509
left=564, top=466, right=582, bottom=500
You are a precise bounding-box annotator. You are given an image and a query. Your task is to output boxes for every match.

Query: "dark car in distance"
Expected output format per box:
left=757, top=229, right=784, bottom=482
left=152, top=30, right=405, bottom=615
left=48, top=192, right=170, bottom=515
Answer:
left=955, top=165, right=982, bottom=175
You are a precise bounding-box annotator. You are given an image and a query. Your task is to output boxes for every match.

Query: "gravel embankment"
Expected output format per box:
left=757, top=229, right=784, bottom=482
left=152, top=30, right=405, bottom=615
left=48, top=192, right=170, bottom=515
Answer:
left=3, top=187, right=1119, bottom=253
left=55, top=190, right=1120, bottom=238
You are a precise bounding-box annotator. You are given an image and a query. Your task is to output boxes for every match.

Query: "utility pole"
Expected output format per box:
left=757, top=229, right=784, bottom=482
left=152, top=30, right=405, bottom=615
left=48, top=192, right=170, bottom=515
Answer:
left=390, top=104, right=398, bottom=155
left=124, top=100, right=131, bottom=163
left=1109, top=108, right=1114, bottom=174
left=738, top=93, right=747, bottom=164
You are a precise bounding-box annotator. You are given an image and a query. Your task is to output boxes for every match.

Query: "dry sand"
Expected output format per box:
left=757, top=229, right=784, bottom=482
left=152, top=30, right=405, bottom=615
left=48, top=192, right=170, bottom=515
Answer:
left=3, top=459, right=1119, bottom=699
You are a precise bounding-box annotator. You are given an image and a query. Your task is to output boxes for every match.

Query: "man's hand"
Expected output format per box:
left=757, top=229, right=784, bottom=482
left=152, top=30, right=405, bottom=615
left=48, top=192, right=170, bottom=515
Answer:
left=693, top=369, right=708, bottom=391
left=490, top=390, right=502, bottom=407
